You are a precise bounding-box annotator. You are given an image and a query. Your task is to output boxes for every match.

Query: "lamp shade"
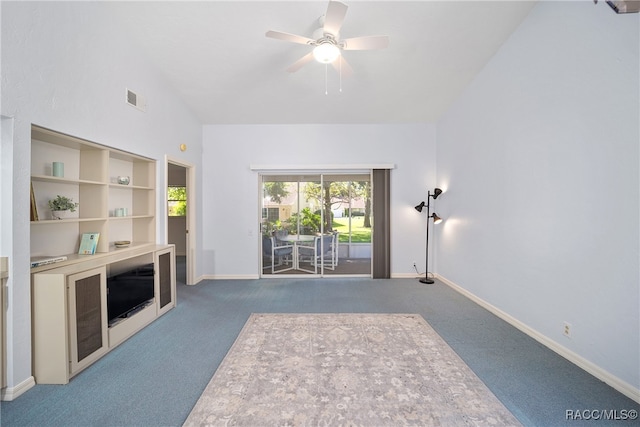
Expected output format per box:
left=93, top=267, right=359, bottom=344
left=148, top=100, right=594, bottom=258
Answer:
left=432, top=188, right=443, bottom=200
left=313, top=42, right=340, bottom=64
left=432, top=213, right=442, bottom=224
left=415, top=201, right=425, bottom=213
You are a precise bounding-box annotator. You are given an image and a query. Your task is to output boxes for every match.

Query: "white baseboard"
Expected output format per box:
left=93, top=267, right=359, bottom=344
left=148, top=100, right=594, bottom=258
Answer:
left=188, top=274, right=208, bottom=285
left=437, top=274, right=640, bottom=404
left=200, top=274, right=260, bottom=281
left=199, top=273, right=421, bottom=280
left=391, top=273, right=425, bottom=279
left=1, top=376, right=36, bottom=401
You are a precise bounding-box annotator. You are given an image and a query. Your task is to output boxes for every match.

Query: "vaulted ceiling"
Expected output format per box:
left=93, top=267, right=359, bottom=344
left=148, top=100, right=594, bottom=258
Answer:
left=108, top=1, right=537, bottom=124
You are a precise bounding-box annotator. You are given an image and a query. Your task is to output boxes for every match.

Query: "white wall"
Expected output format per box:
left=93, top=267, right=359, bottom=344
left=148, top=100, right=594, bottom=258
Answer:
left=1, top=2, right=202, bottom=397
left=436, top=1, right=639, bottom=394
left=1, top=117, right=14, bottom=261
left=202, top=124, right=436, bottom=278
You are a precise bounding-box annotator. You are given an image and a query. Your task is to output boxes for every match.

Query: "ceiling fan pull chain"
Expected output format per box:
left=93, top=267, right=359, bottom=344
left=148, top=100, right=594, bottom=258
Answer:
left=325, top=64, right=329, bottom=95
left=339, top=56, right=343, bottom=93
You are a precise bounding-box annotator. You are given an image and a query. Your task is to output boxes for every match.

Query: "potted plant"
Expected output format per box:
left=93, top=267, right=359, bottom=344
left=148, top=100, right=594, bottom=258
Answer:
left=48, top=195, right=79, bottom=220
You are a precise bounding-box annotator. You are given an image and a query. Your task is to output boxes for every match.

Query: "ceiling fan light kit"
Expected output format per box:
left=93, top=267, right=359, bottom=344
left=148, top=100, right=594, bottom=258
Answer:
left=313, top=42, right=341, bottom=64
left=266, top=0, right=389, bottom=82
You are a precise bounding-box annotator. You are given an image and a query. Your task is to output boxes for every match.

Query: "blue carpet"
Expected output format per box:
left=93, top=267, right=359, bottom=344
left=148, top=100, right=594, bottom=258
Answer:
left=1, top=275, right=637, bottom=426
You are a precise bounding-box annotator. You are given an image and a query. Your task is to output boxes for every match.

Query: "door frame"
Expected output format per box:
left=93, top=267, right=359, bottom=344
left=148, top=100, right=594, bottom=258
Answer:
left=258, top=170, right=375, bottom=278
left=164, top=156, right=196, bottom=285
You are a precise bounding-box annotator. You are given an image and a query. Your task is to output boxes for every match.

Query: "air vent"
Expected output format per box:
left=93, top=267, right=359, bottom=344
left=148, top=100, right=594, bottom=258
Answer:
left=125, top=88, right=146, bottom=112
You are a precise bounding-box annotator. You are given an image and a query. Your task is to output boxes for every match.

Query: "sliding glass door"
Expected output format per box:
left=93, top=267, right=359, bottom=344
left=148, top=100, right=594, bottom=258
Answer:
left=261, top=173, right=372, bottom=277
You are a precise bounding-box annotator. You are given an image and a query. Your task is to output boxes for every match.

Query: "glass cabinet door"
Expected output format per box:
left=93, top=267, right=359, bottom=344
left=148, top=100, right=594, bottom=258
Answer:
left=67, top=266, right=108, bottom=375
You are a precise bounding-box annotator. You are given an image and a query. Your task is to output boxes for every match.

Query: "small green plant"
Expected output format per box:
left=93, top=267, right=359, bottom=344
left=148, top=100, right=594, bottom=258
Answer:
left=262, top=219, right=288, bottom=237
left=286, top=208, right=321, bottom=234
left=48, top=195, right=78, bottom=212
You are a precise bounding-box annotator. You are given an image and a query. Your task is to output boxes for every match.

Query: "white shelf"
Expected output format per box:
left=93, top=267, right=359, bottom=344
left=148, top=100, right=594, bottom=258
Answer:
left=30, top=125, right=156, bottom=259
left=108, top=215, right=153, bottom=220
left=31, top=174, right=105, bottom=186
left=108, top=183, right=153, bottom=190
left=32, top=218, right=109, bottom=225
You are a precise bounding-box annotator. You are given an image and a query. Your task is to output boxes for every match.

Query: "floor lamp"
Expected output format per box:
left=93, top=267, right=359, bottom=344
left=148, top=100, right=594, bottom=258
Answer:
left=415, top=188, right=442, bottom=284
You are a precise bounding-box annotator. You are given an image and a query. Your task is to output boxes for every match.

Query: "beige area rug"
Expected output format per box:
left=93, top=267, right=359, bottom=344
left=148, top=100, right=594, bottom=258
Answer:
left=184, top=313, right=522, bottom=426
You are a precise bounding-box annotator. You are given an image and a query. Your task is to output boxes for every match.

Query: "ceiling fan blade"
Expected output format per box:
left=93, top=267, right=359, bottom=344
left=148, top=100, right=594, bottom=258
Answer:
left=323, top=1, right=348, bottom=36
left=342, top=35, right=389, bottom=51
left=265, top=30, right=314, bottom=45
left=286, top=52, right=315, bottom=73
left=332, top=55, right=353, bottom=78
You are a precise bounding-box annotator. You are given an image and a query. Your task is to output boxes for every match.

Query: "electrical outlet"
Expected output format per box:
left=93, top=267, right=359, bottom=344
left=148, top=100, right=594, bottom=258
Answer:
left=563, top=321, right=572, bottom=338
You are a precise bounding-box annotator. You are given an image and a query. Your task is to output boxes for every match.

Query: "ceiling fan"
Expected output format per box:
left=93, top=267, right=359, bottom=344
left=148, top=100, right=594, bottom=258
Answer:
left=265, top=0, right=389, bottom=77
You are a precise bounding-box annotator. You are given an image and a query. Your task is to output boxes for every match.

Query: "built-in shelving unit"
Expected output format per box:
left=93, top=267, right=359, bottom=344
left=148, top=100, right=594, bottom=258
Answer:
left=29, top=125, right=176, bottom=384
left=30, top=125, right=156, bottom=258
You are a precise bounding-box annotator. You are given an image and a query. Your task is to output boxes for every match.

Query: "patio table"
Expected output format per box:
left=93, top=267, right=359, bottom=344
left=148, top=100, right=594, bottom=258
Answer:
left=277, top=234, right=316, bottom=271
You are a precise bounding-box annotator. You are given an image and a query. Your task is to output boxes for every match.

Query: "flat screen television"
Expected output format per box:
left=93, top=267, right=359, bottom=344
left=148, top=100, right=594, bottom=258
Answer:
left=107, top=263, right=154, bottom=325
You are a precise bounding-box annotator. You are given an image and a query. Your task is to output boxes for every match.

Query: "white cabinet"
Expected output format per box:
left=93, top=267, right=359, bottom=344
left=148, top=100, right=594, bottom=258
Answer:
left=67, top=267, right=109, bottom=376
left=32, top=265, right=108, bottom=384
left=30, top=125, right=175, bottom=385
left=32, top=246, right=176, bottom=384
left=156, top=246, right=176, bottom=317
left=30, top=125, right=156, bottom=258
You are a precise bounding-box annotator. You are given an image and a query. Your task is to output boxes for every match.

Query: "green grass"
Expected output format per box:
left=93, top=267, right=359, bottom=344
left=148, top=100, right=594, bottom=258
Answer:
left=332, top=217, right=371, bottom=243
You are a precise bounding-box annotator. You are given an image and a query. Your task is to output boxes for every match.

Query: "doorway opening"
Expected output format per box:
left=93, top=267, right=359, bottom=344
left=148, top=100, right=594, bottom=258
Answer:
left=166, top=157, right=196, bottom=285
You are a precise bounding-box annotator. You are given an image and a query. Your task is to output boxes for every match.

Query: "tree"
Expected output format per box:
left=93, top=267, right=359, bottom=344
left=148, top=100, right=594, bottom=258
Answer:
left=168, top=186, right=187, bottom=216
left=304, top=181, right=366, bottom=231
left=360, top=181, right=372, bottom=228
left=263, top=182, right=289, bottom=203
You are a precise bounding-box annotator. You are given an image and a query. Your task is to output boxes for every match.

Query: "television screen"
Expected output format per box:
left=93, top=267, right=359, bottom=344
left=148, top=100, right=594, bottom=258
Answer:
left=107, top=264, right=154, bottom=324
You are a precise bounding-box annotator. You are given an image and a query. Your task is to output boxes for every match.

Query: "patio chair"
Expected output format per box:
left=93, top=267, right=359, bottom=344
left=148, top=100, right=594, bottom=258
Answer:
left=297, top=234, right=335, bottom=274
left=274, top=229, right=289, bottom=245
left=262, top=236, right=294, bottom=274
left=331, top=231, right=339, bottom=268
